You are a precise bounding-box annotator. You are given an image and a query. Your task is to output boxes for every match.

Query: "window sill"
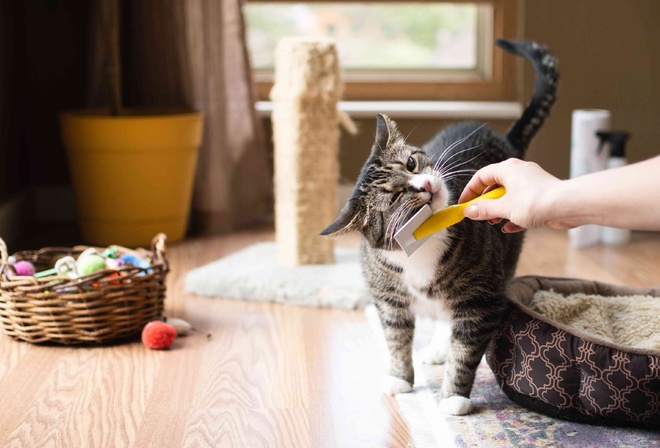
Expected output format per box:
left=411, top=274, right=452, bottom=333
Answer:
left=256, top=100, right=523, bottom=120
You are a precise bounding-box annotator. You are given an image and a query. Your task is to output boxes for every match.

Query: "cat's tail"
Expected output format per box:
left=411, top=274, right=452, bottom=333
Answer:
left=497, top=39, right=559, bottom=156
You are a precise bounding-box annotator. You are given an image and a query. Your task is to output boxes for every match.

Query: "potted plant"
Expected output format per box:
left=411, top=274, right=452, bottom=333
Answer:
left=59, top=0, right=203, bottom=247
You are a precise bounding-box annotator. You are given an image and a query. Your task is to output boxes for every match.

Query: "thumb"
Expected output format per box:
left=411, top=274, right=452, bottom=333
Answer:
left=463, top=199, right=507, bottom=221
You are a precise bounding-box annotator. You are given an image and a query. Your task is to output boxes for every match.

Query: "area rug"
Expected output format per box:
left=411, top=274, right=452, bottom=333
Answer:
left=184, top=242, right=370, bottom=309
left=364, top=305, right=660, bottom=448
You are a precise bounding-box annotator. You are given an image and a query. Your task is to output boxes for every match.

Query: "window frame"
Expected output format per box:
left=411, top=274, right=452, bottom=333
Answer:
left=248, top=0, right=518, bottom=101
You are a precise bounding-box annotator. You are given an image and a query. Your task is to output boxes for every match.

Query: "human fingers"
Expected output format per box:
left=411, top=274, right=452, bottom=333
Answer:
left=502, top=221, right=526, bottom=233
left=458, top=162, right=508, bottom=203
left=463, top=198, right=510, bottom=222
left=465, top=205, right=525, bottom=232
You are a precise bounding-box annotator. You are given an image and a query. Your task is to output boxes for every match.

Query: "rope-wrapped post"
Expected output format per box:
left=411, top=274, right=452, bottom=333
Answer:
left=270, top=37, right=342, bottom=267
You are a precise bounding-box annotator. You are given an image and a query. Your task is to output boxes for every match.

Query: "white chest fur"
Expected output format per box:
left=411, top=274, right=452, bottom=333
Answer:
left=383, top=232, right=452, bottom=320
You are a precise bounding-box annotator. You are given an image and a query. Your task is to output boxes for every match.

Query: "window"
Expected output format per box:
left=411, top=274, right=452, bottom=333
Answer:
left=244, top=0, right=517, bottom=101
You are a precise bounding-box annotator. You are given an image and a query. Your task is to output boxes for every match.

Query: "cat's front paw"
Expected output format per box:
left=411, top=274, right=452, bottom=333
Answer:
left=381, top=375, right=413, bottom=395
left=438, top=396, right=473, bottom=415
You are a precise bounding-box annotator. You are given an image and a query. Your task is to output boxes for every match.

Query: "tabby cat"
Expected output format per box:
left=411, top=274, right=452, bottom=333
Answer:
left=321, top=39, right=559, bottom=415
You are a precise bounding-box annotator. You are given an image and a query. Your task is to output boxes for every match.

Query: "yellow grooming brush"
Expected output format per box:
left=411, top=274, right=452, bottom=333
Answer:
left=394, top=186, right=506, bottom=256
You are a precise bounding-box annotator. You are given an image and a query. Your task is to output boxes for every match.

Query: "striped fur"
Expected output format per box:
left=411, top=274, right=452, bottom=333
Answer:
left=321, top=40, right=559, bottom=415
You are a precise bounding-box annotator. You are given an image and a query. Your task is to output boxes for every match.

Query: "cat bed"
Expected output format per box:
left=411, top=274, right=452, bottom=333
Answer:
left=487, top=276, right=660, bottom=429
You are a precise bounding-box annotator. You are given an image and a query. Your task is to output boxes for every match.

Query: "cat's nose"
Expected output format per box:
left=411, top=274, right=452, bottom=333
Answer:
left=421, top=179, right=433, bottom=193
left=410, top=176, right=434, bottom=194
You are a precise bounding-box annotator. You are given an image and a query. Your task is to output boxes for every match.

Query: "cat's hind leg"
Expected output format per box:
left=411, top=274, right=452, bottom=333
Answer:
left=420, top=319, right=451, bottom=365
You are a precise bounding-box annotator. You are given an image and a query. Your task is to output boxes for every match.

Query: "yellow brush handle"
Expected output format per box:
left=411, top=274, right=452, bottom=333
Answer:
left=413, top=186, right=506, bottom=239
left=459, top=186, right=506, bottom=209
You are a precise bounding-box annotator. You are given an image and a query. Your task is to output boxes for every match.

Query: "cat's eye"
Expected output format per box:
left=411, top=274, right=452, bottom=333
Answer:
left=406, top=156, right=417, bottom=172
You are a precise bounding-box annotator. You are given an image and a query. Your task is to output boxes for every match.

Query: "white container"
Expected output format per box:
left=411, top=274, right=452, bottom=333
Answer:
left=601, top=155, right=632, bottom=244
left=568, top=109, right=611, bottom=249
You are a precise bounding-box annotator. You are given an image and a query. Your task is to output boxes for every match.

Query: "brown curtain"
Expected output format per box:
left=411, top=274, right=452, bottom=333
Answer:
left=89, top=0, right=273, bottom=235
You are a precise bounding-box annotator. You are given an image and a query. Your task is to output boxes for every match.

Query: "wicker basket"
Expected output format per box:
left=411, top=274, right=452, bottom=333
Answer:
left=0, top=233, right=169, bottom=345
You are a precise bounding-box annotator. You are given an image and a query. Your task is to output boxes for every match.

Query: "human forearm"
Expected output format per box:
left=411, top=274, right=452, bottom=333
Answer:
left=545, top=155, right=660, bottom=231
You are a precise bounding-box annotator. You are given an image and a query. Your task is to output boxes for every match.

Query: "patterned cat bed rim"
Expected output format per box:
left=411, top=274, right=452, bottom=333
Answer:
left=505, top=275, right=660, bottom=356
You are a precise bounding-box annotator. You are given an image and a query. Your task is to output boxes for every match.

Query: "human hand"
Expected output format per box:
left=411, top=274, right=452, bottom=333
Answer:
left=459, top=159, right=563, bottom=233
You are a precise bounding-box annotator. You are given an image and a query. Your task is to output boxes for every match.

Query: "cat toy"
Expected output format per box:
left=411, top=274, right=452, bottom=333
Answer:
left=394, top=187, right=506, bottom=256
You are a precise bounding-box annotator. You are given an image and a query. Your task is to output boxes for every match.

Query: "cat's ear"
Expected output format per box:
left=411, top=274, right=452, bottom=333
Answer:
left=374, top=113, right=400, bottom=151
left=320, top=198, right=362, bottom=236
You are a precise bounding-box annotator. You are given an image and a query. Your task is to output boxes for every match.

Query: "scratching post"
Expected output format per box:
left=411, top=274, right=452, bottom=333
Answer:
left=271, top=38, right=342, bottom=267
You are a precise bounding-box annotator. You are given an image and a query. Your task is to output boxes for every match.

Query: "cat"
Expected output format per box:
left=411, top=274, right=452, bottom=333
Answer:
left=320, top=39, right=559, bottom=415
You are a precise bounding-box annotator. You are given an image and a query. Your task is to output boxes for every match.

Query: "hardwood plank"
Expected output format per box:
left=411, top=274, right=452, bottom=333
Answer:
left=185, top=300, right=309, bottom=410
left=183, top=408, right=311, bottom=448
left=0, top=346, right=63, bottom=444
left=301, top=307, right=339, bottom=448
left=65, top=344, right=158, bottom=448
left=5, top=348, right=105, bottom=448
left=133, top=334, right=206, bottom=448
left=0, top=336, right=28, bottom=382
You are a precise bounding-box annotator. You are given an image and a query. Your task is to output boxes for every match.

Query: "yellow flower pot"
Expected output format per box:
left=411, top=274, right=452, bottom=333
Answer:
left=60, top=110, right=203, bottom=247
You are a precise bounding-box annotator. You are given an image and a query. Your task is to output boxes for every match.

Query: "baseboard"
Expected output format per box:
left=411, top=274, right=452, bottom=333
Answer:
left=0, top=192, right=29, bottom=247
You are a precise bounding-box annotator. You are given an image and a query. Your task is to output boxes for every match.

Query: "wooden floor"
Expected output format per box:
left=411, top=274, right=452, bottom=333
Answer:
left=0, top=227, right=658, bottom=447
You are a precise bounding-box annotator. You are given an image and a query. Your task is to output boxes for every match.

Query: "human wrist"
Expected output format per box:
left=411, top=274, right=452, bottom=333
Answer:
left=541, top=179, right=576, bottom=229
left=545, top=177, right=607, bottom=229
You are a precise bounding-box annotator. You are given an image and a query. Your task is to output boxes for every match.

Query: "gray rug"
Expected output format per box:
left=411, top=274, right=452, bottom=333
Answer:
left=184, top=242, right=370, bottom=309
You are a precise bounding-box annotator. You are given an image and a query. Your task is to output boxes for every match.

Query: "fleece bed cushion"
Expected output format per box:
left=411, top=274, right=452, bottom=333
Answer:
left=486, top=275, right=660, bottom=429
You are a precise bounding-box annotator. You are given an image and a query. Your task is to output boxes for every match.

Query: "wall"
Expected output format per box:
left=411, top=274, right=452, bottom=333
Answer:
left=522, top=0, right=660, bottom=178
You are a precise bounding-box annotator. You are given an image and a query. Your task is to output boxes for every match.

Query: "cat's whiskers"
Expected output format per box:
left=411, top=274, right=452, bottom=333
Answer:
left=405, top=124, right=421, bottom=142
left=435, top=145, right=484, bottom=173
left=433, top=131, right=474, bottom=163
left=433, top=146, right=477, bottom=170
left=386, top=199, right=416, bottom=250
left=390, top=203, right=417, bottom=250
left=390, top=205, right=417, bottom=250
left=438, top=149, right=486, bottom=177
left=433, top=123, right=488, bottom=170
left=443, top=171, right=477, bottom=178
left=439, top=166, right=478, bottom=177
left=434, top=145, right=482, bottom=173
left=442, top=173, right=478, bottom=183
left=441, top=169, right=477, bottom=180
left=386, top=199, right=413, bottom=249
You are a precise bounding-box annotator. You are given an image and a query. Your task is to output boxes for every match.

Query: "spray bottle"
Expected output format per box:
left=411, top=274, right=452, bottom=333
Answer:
left=596, top=130, right=632, bottom=244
